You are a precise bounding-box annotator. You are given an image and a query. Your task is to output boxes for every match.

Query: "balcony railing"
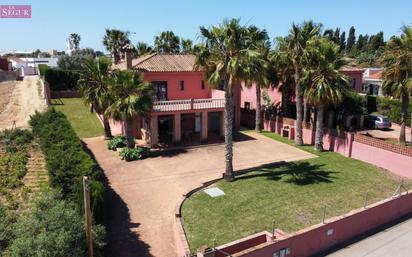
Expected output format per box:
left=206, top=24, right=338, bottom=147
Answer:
left=153, top=98, right=225, bottom=112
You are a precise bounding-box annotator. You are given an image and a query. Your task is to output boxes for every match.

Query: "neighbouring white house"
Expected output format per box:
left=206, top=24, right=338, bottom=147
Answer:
left=8, top=57, right=58, bottom=76
left=362, top=68, right=384, bottom=96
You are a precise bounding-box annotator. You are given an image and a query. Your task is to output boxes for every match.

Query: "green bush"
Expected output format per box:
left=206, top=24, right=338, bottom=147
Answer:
left=376, top=97, right=412, bottom=126
left=29, top=108, right=104, bottom=222
left=38, top=64, right=50, bottom=76
left=44, top=68, right=79, bottom=91
left=107, top=136, right=127, bottom=151
left=3, top=190, right=105, bottom=257
left=119, top=147, right=149, bottom=162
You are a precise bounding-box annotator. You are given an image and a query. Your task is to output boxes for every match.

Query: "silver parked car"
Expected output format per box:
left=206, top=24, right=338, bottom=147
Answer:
left=365, top=114, right=392, bottom=129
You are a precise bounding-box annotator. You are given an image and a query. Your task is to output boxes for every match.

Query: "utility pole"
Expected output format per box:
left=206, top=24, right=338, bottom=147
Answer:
left=83, top=176, right=93, bottom=257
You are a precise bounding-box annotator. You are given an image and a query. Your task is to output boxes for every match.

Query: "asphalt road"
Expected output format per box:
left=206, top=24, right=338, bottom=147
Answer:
left=327, top=218, right=412, bottom=257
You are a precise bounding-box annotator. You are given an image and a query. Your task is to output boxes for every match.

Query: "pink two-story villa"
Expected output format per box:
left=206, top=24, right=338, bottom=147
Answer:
left=110, top=53, right=241, bottom=147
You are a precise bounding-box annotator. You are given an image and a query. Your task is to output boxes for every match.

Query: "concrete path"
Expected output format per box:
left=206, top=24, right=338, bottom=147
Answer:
left=84, top=132, right=315, bottom=257
left=327, top=218, right=412, bottom=257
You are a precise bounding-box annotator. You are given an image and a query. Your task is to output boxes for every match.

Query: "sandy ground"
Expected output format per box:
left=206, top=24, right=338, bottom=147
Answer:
left=84, top=132, right=316, bottom=257
left=0, top=76, right=48, bottom=130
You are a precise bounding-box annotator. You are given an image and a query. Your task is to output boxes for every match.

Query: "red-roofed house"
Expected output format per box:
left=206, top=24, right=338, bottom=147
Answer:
left=109, top=53, right=241, bottom=147
left=362, top=68, right=384, bottom=96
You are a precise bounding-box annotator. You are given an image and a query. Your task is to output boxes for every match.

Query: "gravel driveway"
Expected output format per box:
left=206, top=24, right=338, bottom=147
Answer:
left=84, top=132, right=315, bottom=257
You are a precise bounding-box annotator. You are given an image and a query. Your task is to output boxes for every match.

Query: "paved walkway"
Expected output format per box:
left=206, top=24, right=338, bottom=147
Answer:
left=328, top=218, right=412, bottom=257
left=84, top=132, right=315, bottom=257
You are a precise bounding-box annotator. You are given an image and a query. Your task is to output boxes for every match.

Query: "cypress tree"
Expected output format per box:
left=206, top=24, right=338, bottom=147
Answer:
left=347, top=26, right=356, bottom=52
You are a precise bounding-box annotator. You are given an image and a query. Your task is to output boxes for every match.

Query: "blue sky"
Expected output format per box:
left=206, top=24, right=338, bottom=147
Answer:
left=1, top=0, right=412, bottom=53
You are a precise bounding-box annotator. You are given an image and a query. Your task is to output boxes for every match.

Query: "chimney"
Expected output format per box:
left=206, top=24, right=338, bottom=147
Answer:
left=123, top=43, right=134, bottom=70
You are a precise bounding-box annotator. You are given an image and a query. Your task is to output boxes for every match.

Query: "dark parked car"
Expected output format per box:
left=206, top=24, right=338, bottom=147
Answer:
left=365, top=114, right=392, bottom=129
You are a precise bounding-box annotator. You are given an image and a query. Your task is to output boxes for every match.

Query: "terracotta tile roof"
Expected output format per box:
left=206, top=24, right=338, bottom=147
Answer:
left=365, top=70, right=383, bottom=80
left=339, top=66, right=364, bottom=72
left=113, top=53, right=197, bottom=72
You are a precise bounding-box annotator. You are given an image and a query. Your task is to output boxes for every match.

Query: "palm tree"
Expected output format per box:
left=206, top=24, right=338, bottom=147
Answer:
left=196, top=19, right=253, bottom=181
left=304, top=38, right=349, bottom=151
left=181, top=39, right=194, bottom=54
left=68, top=33, right=81, bottom=51
left=102, top=29, right=130, bottom=64
left=283, top=21, right=321, bottom=145
left=154, top=31, right=180, bottom=53
left=135, top=41, right=153, bottom=57
left=271, top=39, right=295, bottom=116
left=106, top=70, right=153, bottom=148
left=78, top=57, right=113, bottom=139
left=381, top=26, right=412, bottom=146
left=243, top=26, right=275, bottom=133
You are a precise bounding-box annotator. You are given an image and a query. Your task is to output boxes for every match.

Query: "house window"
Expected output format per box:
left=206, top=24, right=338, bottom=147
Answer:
left=201, top=80, right=205, bottom=90
left=151, top=81, right=167, bottom=101
left=180, top=80, right=184, bottom=91
left=244, top=102, right=251, bottom=110
left=218, top=80, right=225, bottom=90
left=351, top=78, right=356, bottom=89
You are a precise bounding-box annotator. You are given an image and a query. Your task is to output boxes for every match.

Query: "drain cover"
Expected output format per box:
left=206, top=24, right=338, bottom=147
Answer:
left=204, top=187, right=225, bottom=197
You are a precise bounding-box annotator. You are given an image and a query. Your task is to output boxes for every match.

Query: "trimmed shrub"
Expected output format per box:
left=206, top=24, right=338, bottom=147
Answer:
left=376, top=97, right=412, bottom=126
left=119, top=147, right=149, bottom=162
left=107, top=136, right=127, bottom=151
left=38, top=64, right=50, bottom=76
left=29, top=108, right=104, bottom=222
left=44, top=68, right=79, bottom=91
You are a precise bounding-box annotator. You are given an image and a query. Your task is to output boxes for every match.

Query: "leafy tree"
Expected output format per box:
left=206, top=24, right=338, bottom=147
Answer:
left=339, top=31, right=346, bottom=51
left=196, top=19, right=253, bottom=181
left=154, top=31, right=180, bottom=53
left=181, top=38, right=194, bottom=53
left=102, top=29, right=130, bottom=64
left=106, top=70, right=153, bottom=148
left=333, top=28, right=341, bottom=44
left=323, top=29, right=334, bottom=41
left=381, top=26, right=412, bottom=146
left=68, top=33, right=81, bottom=52
left=57, top=48, right=97, bottom=70
left=78, top=57, right=113, bottom=139
left=346, top=26, right=356, bottom=52
left=368, top=31, right=385, bottom=52
left=304, top=38, right=349, bottom=151
left=282, top=21, right=321, bottom=145
left=3, top=191, right=105, bottom=257
left=135, top=41, right=153, bottom=57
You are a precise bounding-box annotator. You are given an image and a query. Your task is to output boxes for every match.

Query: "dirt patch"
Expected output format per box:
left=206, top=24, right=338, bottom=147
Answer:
left=0, top=76, right=48, bottom=130
left=0, top=82, right=15, bottom=113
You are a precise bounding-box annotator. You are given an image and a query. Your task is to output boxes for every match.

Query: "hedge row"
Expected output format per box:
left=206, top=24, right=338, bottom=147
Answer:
left=29, top=108, right=104, bottom=222
left=374, top=96, right=412, bottom=126
left=44, top=68, right=79, bottom=91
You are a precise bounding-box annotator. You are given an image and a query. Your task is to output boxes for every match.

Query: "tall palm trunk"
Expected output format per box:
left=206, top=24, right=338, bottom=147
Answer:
left=281, top=84, right=289, bottom=116
left=314, top=104, right=324, bottom=151
left=224, top=77, right=235, bottom=182
left=255, top=85, right=262, bottom=133
left=125, top=119, right=135, bottom=148
left=399, top=93, right=408, bottom=145
left=294, top=65, right=303, bottom=145
left=102, top=115, right=113, bottom=139
left=303, top=97, right=308, bottom=124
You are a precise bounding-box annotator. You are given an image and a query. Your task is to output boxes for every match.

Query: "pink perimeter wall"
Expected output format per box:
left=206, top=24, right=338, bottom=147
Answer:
left=236, top=192, right=412, bottom=257
left=143, top=71, right=210, bottom=100
left=351, top=141, right=412, bottom=178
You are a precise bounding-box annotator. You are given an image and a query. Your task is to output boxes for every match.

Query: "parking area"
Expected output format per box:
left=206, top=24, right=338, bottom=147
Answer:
left=83, top=132, right=316, bottom=257
left=328, top=217, right=412, bottom=257
left=361, top=123, right=411, bottom=143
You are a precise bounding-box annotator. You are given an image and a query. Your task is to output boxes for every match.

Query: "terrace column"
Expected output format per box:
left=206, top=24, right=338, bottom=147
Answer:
left=150, top=115, right=158, bottom=147
left=219, top=111, right=225, bottom=139
left=201, top=111, right=208, bottom=142
left=174, top=113, right=181, bottom=143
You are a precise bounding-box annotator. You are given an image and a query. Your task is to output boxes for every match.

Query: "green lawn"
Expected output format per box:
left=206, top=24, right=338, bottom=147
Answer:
left=182, top=132, right=411, bottom=252
left=50, top=98, right=104, bottom=138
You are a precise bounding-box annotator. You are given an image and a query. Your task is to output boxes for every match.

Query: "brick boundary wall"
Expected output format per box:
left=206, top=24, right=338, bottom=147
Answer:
left=50, top=90, right=80, bottom=98
left=354, top=133, right=412, bottom=157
